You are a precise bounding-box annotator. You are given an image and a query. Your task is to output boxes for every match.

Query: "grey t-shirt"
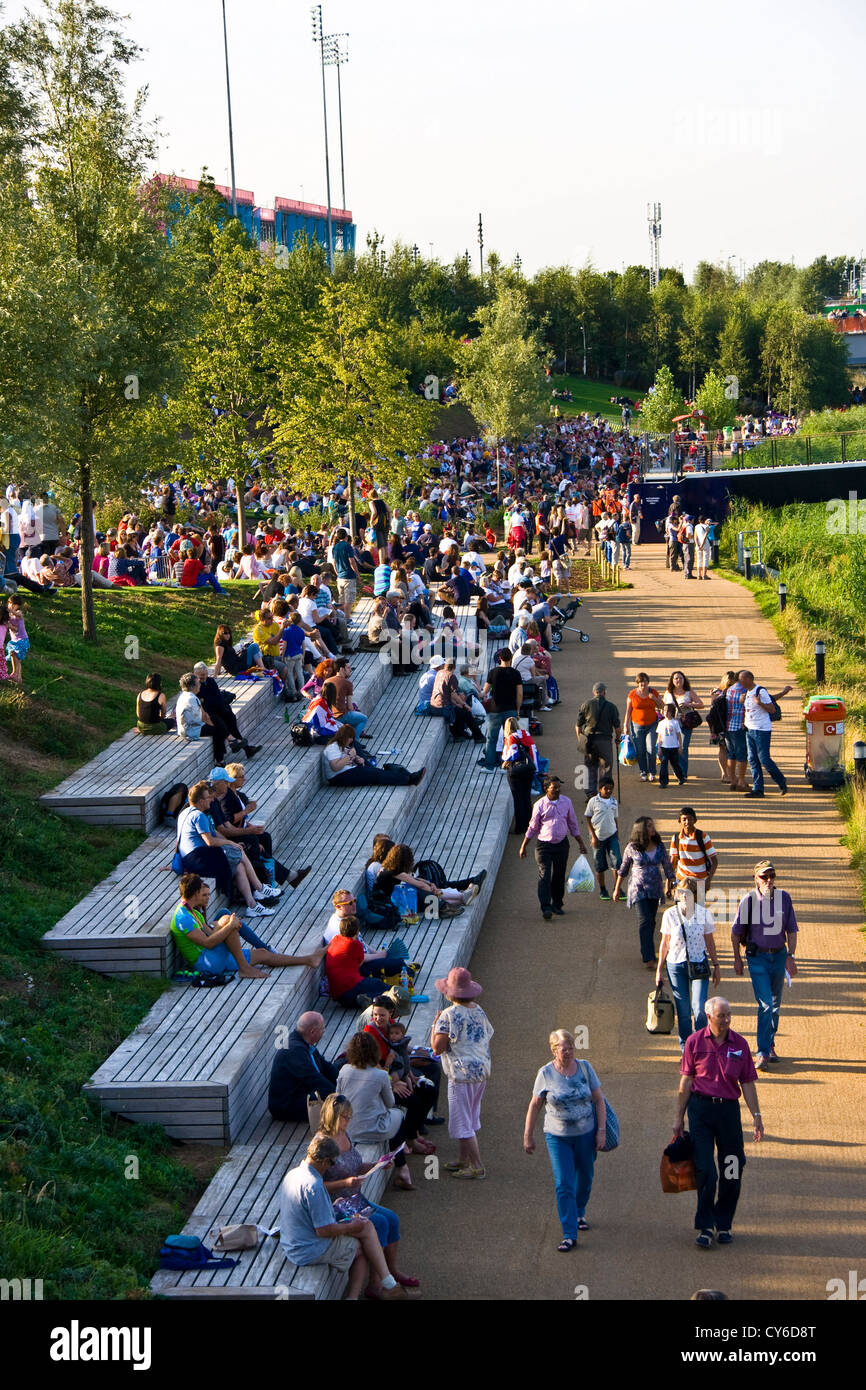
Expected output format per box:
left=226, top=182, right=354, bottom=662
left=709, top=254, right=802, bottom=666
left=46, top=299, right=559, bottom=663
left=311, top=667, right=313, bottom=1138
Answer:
left=337, top=1064, right=396, bottom=1141
left=278, top=1161, right=337, bottom=1265
left=533, top=1060, right=600, bottom=1136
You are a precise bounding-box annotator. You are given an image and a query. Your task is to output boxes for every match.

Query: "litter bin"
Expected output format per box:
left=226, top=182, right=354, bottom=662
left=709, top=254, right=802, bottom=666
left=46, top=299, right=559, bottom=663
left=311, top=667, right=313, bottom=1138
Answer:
left=803, top=695, right=847, bottom=789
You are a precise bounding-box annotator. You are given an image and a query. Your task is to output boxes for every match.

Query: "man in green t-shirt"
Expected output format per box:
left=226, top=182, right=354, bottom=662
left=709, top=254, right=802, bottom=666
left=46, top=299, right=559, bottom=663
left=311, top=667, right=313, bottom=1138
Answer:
left=170, top=875, right=325, bottom=980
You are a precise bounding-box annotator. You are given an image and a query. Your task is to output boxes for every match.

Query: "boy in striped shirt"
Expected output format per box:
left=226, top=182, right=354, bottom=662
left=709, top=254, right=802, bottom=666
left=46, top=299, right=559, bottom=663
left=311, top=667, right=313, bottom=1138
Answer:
left=669, top=807, right=718, bottom=905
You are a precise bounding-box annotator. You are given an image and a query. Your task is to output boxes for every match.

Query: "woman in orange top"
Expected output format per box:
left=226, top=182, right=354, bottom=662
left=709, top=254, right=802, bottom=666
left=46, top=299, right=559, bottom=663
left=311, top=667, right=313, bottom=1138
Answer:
left=625, top=672, right=663, bottom=782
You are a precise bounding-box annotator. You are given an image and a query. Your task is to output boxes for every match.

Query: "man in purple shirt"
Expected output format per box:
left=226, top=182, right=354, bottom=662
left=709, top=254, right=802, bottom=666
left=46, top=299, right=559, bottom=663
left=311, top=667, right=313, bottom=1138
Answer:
left=519, top=775, right=587, bottom=921
left=731, top=859, right=799, bottom=1069
left=673, top=996, right=762, bottom=1248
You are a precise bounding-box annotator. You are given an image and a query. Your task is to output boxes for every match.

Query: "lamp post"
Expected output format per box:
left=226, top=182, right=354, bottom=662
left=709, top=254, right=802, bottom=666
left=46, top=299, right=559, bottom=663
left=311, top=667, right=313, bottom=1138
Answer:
left=310, top=5, right=334, bottom=270
left=323, top=32, right=349, bottom=214
left=220, top=0, right=238, bottom=218
left=580, top=323, right=587, bottom=376
left=478, top=212, right=484, bottom=281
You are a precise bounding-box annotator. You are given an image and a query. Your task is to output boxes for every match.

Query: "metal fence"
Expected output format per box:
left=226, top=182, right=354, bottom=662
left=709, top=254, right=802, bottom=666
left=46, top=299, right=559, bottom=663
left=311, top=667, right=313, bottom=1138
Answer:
left=638, top=429, right=866, bottom=477
left=735, top=530, right=779, bottom=582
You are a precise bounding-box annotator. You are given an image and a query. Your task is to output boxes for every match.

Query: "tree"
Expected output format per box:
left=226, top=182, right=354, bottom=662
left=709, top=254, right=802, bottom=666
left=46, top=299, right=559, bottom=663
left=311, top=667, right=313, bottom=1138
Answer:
left=0, top=0, right=185, bottom=639
left=694, top=368, right=736, bottom=433
left=459, top=284, right=549, bottom=497
left=639, top=365, right=686, bottom=435
left=267, top=280, right=434, bottom=539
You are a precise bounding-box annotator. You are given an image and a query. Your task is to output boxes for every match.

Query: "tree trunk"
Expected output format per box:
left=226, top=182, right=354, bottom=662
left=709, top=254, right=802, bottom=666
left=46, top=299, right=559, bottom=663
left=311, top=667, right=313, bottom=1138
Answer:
left=79, top=462, right=96, bottom=642
left=346, top=470, right=357, bottom=542
left=495, top=444, right=501, bottom=501
left=236, top=486, right=246, bottom=555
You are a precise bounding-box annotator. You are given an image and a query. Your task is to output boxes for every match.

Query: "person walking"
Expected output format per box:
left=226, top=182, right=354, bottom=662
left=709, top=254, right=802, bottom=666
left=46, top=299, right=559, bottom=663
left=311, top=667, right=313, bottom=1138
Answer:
left=584, top=777, right=621, bottom=900
left=501, top=715, right=540, bottom=835
left=669, top=807, right=718, bottom=904
left=625, top=673, right=663, bottom=782
left=576, top=682, right=622, bottom=798
left=730, top=860, right=799, bottom=1068
left=612, top=816, right=676, bottom=966
left=432, top=967, right=493, bottom=1181
left=723, top=672, right=749, bottom=792
left=694, top=516, right=712, bottom=579
left=739, top=670, right=792, bottom=797
left=523, top=1029, right=607, bottom=1252
left=672, top=997, right=763, bottom=1249
left=664, top=670, right=705, bottom=779
left=655, top=708, right=686, bottom=788
left=479, top=649, right=523, bottom=771
left=657, top=883, right=720, bottom=1051
left=519, top=776, right=588, bottom=921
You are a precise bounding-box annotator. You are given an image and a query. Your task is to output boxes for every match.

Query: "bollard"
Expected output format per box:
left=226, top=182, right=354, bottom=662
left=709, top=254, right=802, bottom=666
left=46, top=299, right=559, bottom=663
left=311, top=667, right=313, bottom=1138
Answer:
left=711, top=541, right=719, bottom=568
left=815, top=639, right=826, bottom=685
left=744, top=548, right=752, bottom=581
left=778, top=582, right=787, bottom=613
left=854, top=742, right=866, bottom=783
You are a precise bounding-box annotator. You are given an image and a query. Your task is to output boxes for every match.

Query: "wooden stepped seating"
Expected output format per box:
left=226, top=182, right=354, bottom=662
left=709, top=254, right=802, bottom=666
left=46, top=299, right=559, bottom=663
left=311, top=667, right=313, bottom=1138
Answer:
left=82, top=673, right=456, bottom=1141
left=150, top=739, right=513, bottom=1298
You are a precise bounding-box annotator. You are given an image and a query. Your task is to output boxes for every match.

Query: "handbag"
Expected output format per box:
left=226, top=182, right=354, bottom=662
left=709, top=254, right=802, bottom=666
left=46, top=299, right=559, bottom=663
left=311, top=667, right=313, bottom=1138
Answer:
left=214, top=1223, right=259, bottom=1252
left=660, top=1133, right=697, bottom=1193
left=674, top=695, right=702, bottom=731
left=646, top=983, right=675, bottom=1034
left=307, top=1094, right=323, bottom=1134
left=580, top=1061, right=619, bottom=1152
left=673, top=907, right=711, bottom=980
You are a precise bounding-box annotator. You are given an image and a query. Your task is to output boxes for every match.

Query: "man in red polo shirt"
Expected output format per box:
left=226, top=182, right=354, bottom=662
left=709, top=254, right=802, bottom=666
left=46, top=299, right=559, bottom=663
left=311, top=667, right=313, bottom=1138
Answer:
left=672, top=996, right=763, bottom=1249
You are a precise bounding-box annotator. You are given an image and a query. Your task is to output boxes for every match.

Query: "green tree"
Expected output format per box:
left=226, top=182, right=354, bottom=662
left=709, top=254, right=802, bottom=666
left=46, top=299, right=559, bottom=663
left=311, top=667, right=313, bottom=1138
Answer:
left=267, top=280, right=434, bottom=538
left=459, top=284, right=549, bottom=497
left=0, top=0, right=186, bottom=639
left=694, top=368, right=736, bottom=433
left=639, top=364, right=686, bottom=434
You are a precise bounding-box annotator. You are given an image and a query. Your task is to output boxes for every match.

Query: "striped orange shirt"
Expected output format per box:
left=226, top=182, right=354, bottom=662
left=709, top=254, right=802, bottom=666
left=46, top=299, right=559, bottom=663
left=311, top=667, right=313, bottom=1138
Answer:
left=670, top=830, right=717, bottom=881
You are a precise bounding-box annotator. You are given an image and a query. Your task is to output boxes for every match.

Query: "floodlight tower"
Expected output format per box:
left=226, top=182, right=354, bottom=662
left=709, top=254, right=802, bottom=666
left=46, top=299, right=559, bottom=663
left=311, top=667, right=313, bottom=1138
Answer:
left=323, top=32, right=349, bottom=214
left=311, top=5, right=334, bottom=270
left=647, top=202, right=662, bottom=290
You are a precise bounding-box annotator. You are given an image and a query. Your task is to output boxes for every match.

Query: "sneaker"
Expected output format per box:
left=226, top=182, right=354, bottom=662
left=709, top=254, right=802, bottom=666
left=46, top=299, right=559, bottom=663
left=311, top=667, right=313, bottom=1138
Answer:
left=744, top=790, right=765, bottom=798
left=768, top=1049, right=780, bottom=1062
left=755, top=1053, right=769, bottom=1070
left=695, top=1230, right=714, bottom=1249
left=647, top=773, right=656, bottom=782
left=246, top=903, right=275, bottom=918
left=598, top=888, right=611, bottom=901
left=639, top=772, right=648, bottom=781
left=716, top=1230, right=733, bottom=1245
left=254, top=886, right=281, bottom=901
left=450, top=1166, right=486, bottom=1180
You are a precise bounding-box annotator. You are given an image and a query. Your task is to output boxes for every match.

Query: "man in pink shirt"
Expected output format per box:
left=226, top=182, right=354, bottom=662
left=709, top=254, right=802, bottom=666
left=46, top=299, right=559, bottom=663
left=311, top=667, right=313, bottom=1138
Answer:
left=519, top=775, right=587, bottom=921
left=672, top=996, right=763, bottom=1248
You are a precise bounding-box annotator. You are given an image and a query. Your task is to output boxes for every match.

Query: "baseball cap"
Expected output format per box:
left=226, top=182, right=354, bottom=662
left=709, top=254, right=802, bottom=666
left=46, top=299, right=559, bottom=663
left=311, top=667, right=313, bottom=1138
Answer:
left=429, top=655, right=446, bottom=668
left=754, top=859, right=775, bottom=877
left=208, top=767, right=235, bottom=783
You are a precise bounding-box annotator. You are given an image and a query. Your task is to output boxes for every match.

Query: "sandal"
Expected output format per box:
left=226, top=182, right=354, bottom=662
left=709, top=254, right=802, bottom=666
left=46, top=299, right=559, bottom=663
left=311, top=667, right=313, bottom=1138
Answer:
left=443, top=1160, right=465, bottom=1172
left=395, top=1272, right=421, bottom=1287
left=557, top=1237, right=577, bottom=1252
left=578, top=1218, right=589, bottom=1231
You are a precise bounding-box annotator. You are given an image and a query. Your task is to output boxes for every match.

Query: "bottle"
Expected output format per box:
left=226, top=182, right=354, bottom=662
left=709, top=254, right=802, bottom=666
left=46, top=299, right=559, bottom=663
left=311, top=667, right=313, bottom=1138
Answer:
left=400, top=965, right=409, bottom=993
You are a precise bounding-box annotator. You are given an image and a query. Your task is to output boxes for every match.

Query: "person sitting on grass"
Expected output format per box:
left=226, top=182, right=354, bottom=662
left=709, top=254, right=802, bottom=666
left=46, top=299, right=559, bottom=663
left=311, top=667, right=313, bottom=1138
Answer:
left=211, top=622, right=265, bottom=678
left=278, top=1135, right=409, bottom=1300
left=169, top=874, right=325, bottom=981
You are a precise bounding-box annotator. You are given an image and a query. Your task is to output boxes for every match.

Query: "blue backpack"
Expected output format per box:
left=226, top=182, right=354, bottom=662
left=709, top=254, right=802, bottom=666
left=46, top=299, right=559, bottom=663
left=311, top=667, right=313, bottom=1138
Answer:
left=159, top=1234, right=237, bottom=1271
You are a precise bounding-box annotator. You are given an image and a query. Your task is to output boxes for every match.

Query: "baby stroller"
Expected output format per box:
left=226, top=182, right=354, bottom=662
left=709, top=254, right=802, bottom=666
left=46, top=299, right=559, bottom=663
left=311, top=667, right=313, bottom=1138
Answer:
left=550, top=595, right=590, bottom=648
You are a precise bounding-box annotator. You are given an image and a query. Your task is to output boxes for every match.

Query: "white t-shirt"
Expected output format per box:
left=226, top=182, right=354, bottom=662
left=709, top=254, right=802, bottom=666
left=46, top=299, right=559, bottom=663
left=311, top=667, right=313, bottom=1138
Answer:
left=656, top=717, right=682, bottom=749
left=585, top=794, right=618, bottom=841
left=298, top=596, right=320, bottom=627
left=660, top=904, right=715, bottom=966
left=321, top=743, right=347, bottom=780
left=323, top=911, right=367, bottom=949
left=744, top=687, right=774, bottom=732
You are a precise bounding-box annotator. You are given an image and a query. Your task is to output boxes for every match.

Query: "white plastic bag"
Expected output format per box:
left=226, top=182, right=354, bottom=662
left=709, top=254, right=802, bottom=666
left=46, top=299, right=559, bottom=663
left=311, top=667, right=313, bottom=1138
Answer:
left=567, top=853, right=595, bottom=894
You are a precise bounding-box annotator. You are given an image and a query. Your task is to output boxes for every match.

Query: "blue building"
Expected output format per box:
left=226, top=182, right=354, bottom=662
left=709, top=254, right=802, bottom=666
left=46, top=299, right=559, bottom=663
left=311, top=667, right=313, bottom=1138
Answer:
left=159, top=175, right=356, bottom=258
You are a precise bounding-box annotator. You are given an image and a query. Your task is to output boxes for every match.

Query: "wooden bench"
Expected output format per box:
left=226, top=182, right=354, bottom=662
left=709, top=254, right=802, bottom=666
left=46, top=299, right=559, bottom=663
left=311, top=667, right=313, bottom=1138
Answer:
left=39, top=677, right=276, bottom=832
left=41, top=647, right=392, bottom=977
left=82, top=674, right=455, bottom=1140
left=150, top=740, right=513, bottom=1298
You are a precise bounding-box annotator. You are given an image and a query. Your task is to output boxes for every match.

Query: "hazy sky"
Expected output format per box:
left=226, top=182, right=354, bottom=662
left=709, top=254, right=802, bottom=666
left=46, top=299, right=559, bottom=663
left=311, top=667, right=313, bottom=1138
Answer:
left=7, top=0, right=866, bottom=278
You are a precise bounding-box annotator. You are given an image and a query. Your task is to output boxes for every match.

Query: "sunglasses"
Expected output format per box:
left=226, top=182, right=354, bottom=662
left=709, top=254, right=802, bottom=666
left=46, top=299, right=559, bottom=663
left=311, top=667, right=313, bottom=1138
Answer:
left=757, top=871, right=776, bottom=880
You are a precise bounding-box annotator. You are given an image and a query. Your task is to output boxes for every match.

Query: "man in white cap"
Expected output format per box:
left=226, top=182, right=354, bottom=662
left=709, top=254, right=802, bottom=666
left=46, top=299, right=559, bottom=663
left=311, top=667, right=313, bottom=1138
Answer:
left=418, top=653, right=445, bottom=703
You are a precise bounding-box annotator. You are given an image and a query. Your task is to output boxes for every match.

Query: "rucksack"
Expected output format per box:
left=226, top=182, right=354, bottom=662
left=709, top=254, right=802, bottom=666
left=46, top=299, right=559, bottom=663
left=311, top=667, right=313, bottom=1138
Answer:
left=706, top=694, right=727, bottom=737
left=159, top=1235, right=237, bottom=1271
left=757, top=687, right=782, bottom=722
left=290, top=721, right=313, bottom=747
left=159, top=782, right=189, bottom=824
left=413, top=858, right=446, bottom=889
left=173, top=969, right=234, bottom=989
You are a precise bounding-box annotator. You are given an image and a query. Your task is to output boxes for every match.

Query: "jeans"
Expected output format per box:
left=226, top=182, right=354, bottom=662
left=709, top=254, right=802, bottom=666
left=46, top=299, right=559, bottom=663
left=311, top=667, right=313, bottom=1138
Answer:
left=534, top=838, right=570, bottom=911
left=194, top=572, right=226, bottom=594
left=687, top=1094, right=745, bottom=1233
left=329, top=765, right=414, bottom=787
left=658, top=746, right=685, bottom=787
left=592, top=834, right=621, bottom=875
left=239, top=922, right=270, bottom=951
left=543, top=1131, right=597, bottom=1240
left=338, top=709, right=368, bottom=737
left=484, top=708, right=519, bottom=769
left=633, top=723, right=657, bottom=777
left=679, top=726, right=693, bottom=777
left=746, top=948, right=787, bottom=1057
left=364, top=1201, right=400, bottom=1249
left=746, top=728, right=787, bottom=793
left=666, top=959, right=709, bottom=1047
left=636, top=896, right=660, bottom=962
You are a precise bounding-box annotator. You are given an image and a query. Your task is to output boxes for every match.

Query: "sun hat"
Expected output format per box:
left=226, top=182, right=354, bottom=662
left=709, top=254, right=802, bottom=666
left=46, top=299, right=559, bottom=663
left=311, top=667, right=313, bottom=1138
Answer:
left=434, top=966, right=482, bottom=999
left=208, top=767, right=235, bottom=783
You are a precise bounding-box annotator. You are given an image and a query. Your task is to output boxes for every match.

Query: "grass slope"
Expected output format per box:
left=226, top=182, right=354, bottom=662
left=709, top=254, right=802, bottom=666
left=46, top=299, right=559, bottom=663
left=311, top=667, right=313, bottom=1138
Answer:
left=0, top=582, right=260, bottom=1298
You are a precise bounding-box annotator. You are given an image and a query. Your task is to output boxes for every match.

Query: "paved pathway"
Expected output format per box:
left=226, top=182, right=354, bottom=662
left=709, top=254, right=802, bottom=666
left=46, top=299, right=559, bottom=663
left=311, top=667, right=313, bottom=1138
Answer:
left=393, top=548, right=866, bottom=1300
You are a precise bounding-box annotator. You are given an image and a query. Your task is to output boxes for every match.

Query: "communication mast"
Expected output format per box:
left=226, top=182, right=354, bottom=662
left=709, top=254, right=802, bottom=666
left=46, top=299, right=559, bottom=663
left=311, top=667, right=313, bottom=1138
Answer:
left=647, top=202, right=662, bottom=290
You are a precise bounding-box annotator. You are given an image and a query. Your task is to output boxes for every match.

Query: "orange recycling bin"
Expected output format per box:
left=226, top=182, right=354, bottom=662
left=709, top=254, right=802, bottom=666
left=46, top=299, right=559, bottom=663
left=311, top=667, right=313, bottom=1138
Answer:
left=803, top=695, right=846, bottom=789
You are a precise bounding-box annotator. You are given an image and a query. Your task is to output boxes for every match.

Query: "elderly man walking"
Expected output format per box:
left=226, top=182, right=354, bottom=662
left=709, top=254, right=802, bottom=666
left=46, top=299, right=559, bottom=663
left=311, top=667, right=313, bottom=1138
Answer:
left=672, top=997, right=763, bottom=1248
left=519, top=775, right=588, bottom=921
left=731, top=860, right=799, bottom=1068
left=576, top=682, right=622, bottom=798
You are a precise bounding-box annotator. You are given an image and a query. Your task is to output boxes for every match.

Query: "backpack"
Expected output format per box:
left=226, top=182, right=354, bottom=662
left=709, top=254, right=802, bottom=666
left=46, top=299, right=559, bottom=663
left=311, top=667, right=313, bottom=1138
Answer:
left=290, top=721, right=313, bottom=747
left=706, top=693, right=727, bottom=737
left=508, top=739, right=536, bottom=770
left=158, top=1235, right=237, bottom=1271
left=159, top=781, right=189, bottom=824
left=173, top=969, right=234, bottom=989
left=757, top=687, right=782, bottom=722
left=677, top=828, right=711, bottom=874
left=413, top=858, right=446, bottom=889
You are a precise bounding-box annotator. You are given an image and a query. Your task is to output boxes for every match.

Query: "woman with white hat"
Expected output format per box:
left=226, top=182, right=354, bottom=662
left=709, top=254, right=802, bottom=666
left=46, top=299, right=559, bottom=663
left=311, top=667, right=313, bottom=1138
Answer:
left=432, top=967, right=493, bottom=1180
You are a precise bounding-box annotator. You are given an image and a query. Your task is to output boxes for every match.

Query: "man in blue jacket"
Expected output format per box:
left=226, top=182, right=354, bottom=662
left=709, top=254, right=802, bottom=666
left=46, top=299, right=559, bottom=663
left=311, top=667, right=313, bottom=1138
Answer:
left=268, top=1012, right=339, bottom=1122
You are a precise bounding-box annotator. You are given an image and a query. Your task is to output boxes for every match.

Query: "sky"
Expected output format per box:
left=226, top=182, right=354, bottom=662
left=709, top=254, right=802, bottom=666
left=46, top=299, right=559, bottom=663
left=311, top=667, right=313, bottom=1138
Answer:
left=6, top=0, right=866, bottom=279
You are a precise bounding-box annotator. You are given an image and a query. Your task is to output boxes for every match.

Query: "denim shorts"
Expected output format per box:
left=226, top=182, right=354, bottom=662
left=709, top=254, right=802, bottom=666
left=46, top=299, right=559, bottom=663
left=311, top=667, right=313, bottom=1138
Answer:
left=724, top=728, right=747, bottom=762
left=194, top=943, right=251, bottom=975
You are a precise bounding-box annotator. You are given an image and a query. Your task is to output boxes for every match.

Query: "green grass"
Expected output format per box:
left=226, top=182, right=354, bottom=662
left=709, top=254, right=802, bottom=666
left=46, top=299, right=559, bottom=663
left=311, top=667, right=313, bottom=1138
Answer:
left=545, top=375, right=636, bottom=424
left=0, top=583, right=261, bottom=1297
